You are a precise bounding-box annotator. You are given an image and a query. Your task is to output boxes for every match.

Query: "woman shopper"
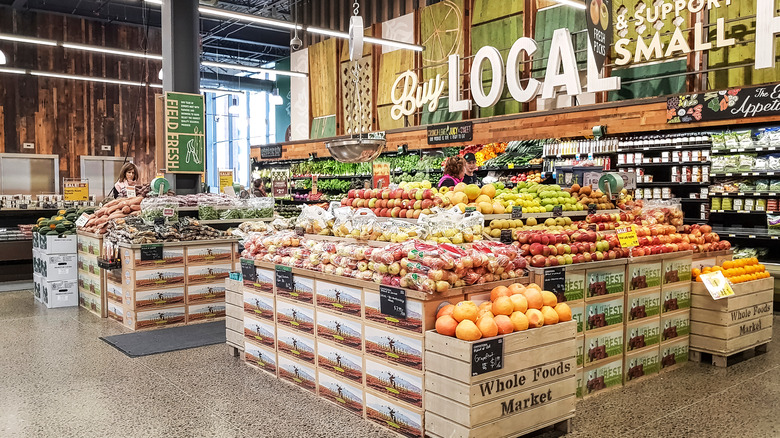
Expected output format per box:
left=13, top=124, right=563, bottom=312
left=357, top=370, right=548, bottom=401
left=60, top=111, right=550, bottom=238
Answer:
left=113, top=162, right=139, bottom=198
left=438, top=155, right=466, bottom=188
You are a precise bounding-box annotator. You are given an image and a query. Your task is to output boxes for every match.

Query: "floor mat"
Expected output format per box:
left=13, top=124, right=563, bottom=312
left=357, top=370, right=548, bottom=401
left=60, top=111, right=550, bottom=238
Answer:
left=100, top=321, right=226, bottom=357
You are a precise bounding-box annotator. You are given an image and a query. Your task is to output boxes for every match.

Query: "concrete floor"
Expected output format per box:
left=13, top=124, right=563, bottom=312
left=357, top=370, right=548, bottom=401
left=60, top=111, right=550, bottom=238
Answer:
left=1, top=289, right=778, bottom=438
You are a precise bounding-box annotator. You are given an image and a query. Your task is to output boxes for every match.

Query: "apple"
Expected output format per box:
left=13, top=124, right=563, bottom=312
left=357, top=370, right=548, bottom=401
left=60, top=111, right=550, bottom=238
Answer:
left=415, top=190, right=424, bottom=200
left=556, top=255, right=566, bottom=266
left=594, top=251, right=605, bottom=261
left=413, top=210, right=421, bottom=219
left=413, top=200, right=422, bottom=210
left=582, top=252, right=592, bottom=263
left=607, top=250, right=616, bottom=260
left=530, top=254, right=546, bottom=267
left=368, top=198, right=377, bottom=208
left=530, top=243, right=544, bottom=256
left=391, top=207, right=401, bottom=218
left=406, top=209, right=415, bottom=219
left=421, top=199, right=433, bottom=210
left=548, top=256, right=559, bottom=267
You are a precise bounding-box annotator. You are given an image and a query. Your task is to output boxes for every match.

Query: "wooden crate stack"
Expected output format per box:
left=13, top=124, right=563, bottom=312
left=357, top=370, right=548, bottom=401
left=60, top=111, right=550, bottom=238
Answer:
left=76, top=231, right=107, bottom=317
left=225, top=278, right=244, bottom=356
left=424, top=321, right=577, bottom=437
left=623, top=256, right=663, bottom=385
left=240, top=260, right=536, bottom=438
left=690, top=276, right=773, bottom=366
left=105, top=241, right=235, bottom=330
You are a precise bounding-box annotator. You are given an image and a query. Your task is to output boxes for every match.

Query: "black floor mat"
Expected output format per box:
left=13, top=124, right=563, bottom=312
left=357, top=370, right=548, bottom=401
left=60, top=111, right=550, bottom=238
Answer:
left=100, top=321, right=226, bottom=357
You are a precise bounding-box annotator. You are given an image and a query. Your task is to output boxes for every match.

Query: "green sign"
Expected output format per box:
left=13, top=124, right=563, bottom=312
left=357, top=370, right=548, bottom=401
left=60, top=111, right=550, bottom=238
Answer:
left=165, top=92, right=205, bottom=173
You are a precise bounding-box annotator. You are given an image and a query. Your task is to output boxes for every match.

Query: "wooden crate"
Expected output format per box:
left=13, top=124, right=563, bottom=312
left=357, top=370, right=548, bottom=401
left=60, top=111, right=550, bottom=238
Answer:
left=582, top=357, right=623, bottom=398
left=277, top=275, right=314, bottom=305
left=660, top=336, right=689, bottom=371
left=625, top=316, right=661, bottom=353
left=626, top=259, right=662, bottom=293
left=624, top=346, right=660, bottom=385
left=584, top=294, right=624, bottom=332
left=277, top=326, right=317, bottom=365
left=626, top=288, right=661, bottom=322
left=317, top=369, right=366, bottom=418
left=364, top=289, right=460, bottom=335
left=315, top=308, right=364, bottom=353
left=365, top=355, right=423, bottom=409
left=584, top=325, right=624, bottom=366
left=661, top=255, right=692, bottom=286
left=317, top=338, right=364, bottom=385
left=689, top=277, right=773, bottom=359
left=185, top=243, right=234, bottom=265
left=243, top=341, right=278, bottom=376
left=423, top=321, right=576, bottom=438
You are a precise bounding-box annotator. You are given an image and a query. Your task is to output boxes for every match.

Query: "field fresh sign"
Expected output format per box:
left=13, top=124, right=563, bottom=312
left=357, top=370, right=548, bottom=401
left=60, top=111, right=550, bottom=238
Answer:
left=165, top=92, right=205, bottom=173
left=390, top=0, right=780, bottom=118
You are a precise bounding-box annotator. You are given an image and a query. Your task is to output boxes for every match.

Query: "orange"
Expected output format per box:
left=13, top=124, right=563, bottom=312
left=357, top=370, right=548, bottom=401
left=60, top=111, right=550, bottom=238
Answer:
left=523, top=289, right=544, bottom=310
left=436, top=304, right=455, bottom=319
left=491, top=296, right=514, bottom=316
left=540, top=291, right=558, bottom=308
left=455, top=320, right=482, bottom=341
left=435, top=315, right=458, bottom=336
left=510, top=311, right=529, bottom=331
left=692, top=268, right=701, bottom=277
left=507, top=283, right=526, bottom=295
left=540, top=306, right=559, bottom=325
left=525, top=309, right=545, bottom=328
left=476, top=316, right=499, bottom=337
left=554, top=303, right=572, bottom=322
left=490, top=286, right=511, bottom=302
left=453, top=301, right=479, bottom=323
left=494, top=315, right=514, bottom=335
left=722, top=261, right=733, bottom=270
left=509, top=294, right=528, bottom=313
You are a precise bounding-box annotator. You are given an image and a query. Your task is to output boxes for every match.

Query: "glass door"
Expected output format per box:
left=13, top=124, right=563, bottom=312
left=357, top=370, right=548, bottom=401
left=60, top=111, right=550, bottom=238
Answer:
left=80, top=156, right=133, bottom=200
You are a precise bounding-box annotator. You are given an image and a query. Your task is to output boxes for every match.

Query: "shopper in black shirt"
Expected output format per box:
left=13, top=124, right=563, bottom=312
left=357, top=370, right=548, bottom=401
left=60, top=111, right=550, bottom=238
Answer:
left=463, top=153, right=481, bottom=186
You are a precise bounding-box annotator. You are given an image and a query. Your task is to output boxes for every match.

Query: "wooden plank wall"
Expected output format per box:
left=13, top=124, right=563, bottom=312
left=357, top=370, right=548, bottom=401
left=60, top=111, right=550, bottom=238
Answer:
left=0, top=9, right=161, bottom=182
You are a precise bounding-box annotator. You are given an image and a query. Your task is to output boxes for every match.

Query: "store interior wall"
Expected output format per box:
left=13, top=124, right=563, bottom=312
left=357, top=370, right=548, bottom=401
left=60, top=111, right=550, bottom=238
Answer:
left=0, top=8, right=161, bottom=184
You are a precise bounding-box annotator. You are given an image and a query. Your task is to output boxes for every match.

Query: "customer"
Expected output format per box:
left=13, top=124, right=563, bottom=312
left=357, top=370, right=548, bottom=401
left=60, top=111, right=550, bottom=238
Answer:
left=114, top=162, right=139, bottom=198
left=253, top=178, right=268, bottom=197
left=438, top=155, right=466, bottom=188
left=463, top=153, right=481, bottom=186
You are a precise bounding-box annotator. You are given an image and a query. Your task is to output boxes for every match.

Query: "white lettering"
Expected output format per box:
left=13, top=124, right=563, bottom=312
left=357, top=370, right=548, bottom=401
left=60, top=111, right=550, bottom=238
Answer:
left=694, top=22, right=712, bottom=51
left=635, top=32, right=664, bottom=63
left=389, top=70, right=445, bottom=120
left=665, top=26, right=692, bottom=57
left=541, top=28, right=582, bottom=99
left=506, top=38, right=541, bottom=103
left=587, top=39, right=621, bottom=93
left=448, top=55, right=472, bottom=112
left=755, top=0, right=780, bottom=69
left=471, top=46, right=505, bottom=108
left=615, top=38, right=632, bottom=66
left=716, top=17, right=736, bottom=47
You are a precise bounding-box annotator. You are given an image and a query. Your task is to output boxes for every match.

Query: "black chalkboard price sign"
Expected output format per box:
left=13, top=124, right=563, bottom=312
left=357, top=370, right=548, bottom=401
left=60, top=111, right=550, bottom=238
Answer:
left=544, top=267, right=566, bottom=302
left=241, top=258, right=257, bottom=282
left=140, top=244, right=163, bottom=261
left=500, top=229, right=513, bottom=245
left=380, top=285, right=407, bottom=319
left=553, top=205, right=563, bottom=217
left=511, top=206, right=523, bottom=219
left=588, top=203, right=597, bottom=215
left=275, top=265, right=293, bottom=291
left=260, top=144, right=282, bottom=159
left=472, top=337, right=504, bottom=376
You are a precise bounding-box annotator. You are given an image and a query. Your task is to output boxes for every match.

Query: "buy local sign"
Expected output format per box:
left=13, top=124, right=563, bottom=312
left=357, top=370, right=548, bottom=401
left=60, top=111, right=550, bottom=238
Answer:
left=390, top=0, right=780, bottom=119
left=165, top=92, right=205, bottom=174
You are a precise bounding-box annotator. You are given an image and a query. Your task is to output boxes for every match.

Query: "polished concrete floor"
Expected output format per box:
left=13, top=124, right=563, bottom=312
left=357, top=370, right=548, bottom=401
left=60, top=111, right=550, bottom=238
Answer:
left=1, top=289, right=778, bottom=438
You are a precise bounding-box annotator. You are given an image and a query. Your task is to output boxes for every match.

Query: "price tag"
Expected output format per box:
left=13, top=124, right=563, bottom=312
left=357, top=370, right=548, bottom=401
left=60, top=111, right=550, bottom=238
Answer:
left=617, top=226, right=639, bottom=248
left=500, top=229, right=513, bottom=244
left=552, top=205, right=563, bottom=217
left=240, top=258, right=257, bottom=283
left=471, top=338, right=503, bottom=376
left=126, top=186, right=136, bottom=198
left=465, top=206, right=476, bottom=216
left=223, top=186, right=237, bottom=197
left=725, top=173, right=733, bottom=176
left=543, top=267, right=566, bottom=301
left=75, top=213, right=90, bottom=227
left=588, top=203, right=597, bottom=215
left=699, top=271, right=735, bottom=300
left=275, top=265, right=293, bottom=291
left=162, top=207, right=175, bottom=217
left=507, top=164, right=514, bottom=169
left=294, top=226, right=305, bottom=236
left=140, top=243, right=163, bottom=261
left=511, top=206, right=523, bottom=219
left=379, top=285, right=407, bottom=319
left=19, top=204, right=27, bottom=209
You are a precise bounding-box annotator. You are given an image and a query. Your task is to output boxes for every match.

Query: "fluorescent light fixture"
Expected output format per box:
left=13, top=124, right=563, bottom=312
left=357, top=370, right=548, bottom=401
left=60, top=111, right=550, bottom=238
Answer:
left=551, top=0, right=586, bottom=10
left=61, top=42, right=163, bottom=60
left=364, top=36, right=423, bottom=52
left=149, top=83, right=163, bottom=89
left=0, top=67, right=25, bottom=74
left=199, top=5, right=301, bottom=31
left=0, top=49, right=5, bottom=65
left=31, top=71, right=146, bottom=86
left=0, top=33, right=57, bottom=46
left=228, top=96, right=240, bottom=114
left=307, top=27, right=349, bottom=38
left=202, top=61, right=307, bottom=78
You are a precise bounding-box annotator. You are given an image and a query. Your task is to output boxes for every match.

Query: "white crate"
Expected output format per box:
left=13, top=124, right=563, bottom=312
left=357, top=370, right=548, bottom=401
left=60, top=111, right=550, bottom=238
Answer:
left=41, top=279, right=78, bottom=308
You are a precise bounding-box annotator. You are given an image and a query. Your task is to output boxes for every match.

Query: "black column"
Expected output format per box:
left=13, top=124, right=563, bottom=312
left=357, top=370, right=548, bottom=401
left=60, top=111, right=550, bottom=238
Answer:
left=162, top=0, right=200, bottom=93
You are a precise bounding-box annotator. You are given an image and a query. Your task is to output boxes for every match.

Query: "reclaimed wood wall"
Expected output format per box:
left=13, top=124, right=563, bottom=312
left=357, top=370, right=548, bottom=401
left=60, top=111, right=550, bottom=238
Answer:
left=0, top=8, right=161, bottom=182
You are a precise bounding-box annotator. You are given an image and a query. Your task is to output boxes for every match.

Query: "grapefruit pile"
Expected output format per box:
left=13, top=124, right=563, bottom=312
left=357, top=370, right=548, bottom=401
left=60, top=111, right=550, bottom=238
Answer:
left=435, top=283, right=572, bottom=341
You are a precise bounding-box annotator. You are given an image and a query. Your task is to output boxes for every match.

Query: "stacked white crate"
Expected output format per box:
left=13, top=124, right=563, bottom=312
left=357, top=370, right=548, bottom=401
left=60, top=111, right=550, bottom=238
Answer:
left=32, top=233, right=78, bottom=308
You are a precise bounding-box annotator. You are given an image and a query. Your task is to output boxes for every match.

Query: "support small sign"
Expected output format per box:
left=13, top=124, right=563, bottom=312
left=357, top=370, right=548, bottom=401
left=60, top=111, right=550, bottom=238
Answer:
left=472, top=338, right=503, bottom=376
left=379, top=285, right=407, bottom=319
left=699, top=271, right=735, bottom=300
left=140, top=244, right=163, bottom=261
left=240, top=258, right=257, bottom=282
left=275, top=265, right=293, bottom=291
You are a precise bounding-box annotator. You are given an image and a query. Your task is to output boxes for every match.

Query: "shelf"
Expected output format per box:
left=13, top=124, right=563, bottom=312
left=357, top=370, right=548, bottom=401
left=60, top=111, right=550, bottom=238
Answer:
left=710, top=191, right=780, bottom=197
left=635, top=182, right=709, bottom=187
left=391, top=169, right=442, bottom=175
left=198, top=217, right=275, bottom=225
left=543, top=151, right=616, bottom=159
left=617, top=143, right=712, bottom=153
left=291, top=174, right=372, bottom=180
left=711, top=146, right=780, bottom=155
left=709, top=210, right=778, bottom=214
left=679, top=198, right=708, bottom=203
left=476, top=164, right=543, bottom=172
left=710, top=227, right=779, bottom=240
left=711, top=171, right=780, bottom=177
left=616, top=161, right=710, bottom=168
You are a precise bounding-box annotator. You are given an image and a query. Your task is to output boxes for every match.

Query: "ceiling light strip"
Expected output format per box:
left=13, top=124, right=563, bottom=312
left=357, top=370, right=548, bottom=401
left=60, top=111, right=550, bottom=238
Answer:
left=61, top=42, right=163, bottom=60
left=552, top=0, right=586, bottom=10
left=0, top=33, right=57, bottom=46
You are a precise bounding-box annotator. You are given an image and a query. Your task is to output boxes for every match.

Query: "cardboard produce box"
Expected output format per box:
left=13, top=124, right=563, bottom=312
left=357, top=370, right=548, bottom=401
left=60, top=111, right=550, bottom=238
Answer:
left=186, top=263, right=232, bottom=286
left=41, top=278, right=78, bottom=308
left=627, top=261, right=662, bottom=292
left=243, top=315, right=276, bottom=349
left=662, top=257, right=691, bottom=285
left=364, top=289, right=453, bottom=335
left=276, top=298, right=316, bottom=336
left=317, top=339, right=364, bottom=384
left=121, top=246, right=184, bottom=269
left=315, top=280, right=363, bottom=318
left=277, top=355, right=318, bottom=394
left=585, top=266, right=625, bottom=299
left=37, top=234, right=77, bottom=255
left=315, top=309, right=363, bottom=353
left=661, top=310, right=691, bottom=341
left=277, top=275, right=314, bottom=304
left=243, top=266, right=274, bottom=293
left=584, top=325, right=624, bottom=365
left=570, top=300, right=585, bottom=333
left=662, top=283, right=691, bottom=313
left=661, top=336, right=689, bottom=369
left=244, top=341, right=277, bottom=376
left=583, top=358, right=623, bottom=397
left=243, top=290, right=276, bottom=322
left=366, top=391, right=423, bottom=438
left=364, top=323, right=423, bottom=371
left=107, top=300, right=125, bottom=323
left=186, top=243, right=233, bottom=265
left=365, top=357, right=423, bottom=409
left=38, top=254, right=78, bottom=282
left=624, top=346, right=660, bottom=383
left=122, top=266, right=185, bottom=290
left=317, top=370, right=365, bottom=417
left=626, top=316, right=661, bottom=352
left=124, top=286, right=185, bottom=310
left=186, top=282, right=226, bottom=304
left=584, top=295, right=624, bottom=331
left=187, top=302, right=226, bottom=322
left=276, top=326, right=316, bottom=365
left=125, top=306, right=187, bottom=330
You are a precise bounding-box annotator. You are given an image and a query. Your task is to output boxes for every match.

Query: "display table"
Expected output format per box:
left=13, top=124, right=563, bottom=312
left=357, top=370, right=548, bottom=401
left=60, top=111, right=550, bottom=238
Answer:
left=76, top=230, right=107, bottom=317
left=104, top=239, right=238, bottom=330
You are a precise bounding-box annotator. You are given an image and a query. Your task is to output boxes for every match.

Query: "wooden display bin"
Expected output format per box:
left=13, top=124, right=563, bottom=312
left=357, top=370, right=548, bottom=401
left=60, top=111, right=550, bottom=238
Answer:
left=689, top=277, right=773, bottom=366
left=317, top=369, right=365, bottom=417
left=243, top=341, right=277, bottom=376
left=624, top=346, right=660, bottom=385
left=424, top=321, right=576, bottom=438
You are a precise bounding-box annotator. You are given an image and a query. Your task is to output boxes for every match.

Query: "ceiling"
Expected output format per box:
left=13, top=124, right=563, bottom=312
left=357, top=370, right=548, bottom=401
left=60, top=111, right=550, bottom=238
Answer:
left=1, top=0, right=293, bottom=67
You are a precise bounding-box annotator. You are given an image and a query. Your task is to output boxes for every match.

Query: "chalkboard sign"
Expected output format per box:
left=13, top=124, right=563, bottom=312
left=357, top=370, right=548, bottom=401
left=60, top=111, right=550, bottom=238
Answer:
left=379, top=285, right=407, bottom=319
left=588, top=203, right=597, bottom=215
left=275, top=265, right=293, bottom=291
left=544, top=267, right=566, bottom=301
left=154, top=217, right=165, bottom=226
left=294, top=226, right=305, bottom=236
left=472, top=338, right=504, bottom=376
left=668, top=84, right=780, bottom=124
left=260, top=144, right=283, bottom=159
left=241, top=258, right=257, bottom=282
left=427, top=121, right=473, bottom=145
left=140, top=244, right=163, bottom=261
left=588, top=223, right=598, bottom=232
left=500, top=229, right=513, bottom=245
left=552, top=205, right=563, bottom=217
left=511, top=206, right=523, bottom=219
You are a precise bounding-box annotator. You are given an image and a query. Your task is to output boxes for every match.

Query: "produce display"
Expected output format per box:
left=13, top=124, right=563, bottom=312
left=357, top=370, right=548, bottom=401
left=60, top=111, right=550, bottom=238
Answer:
left=515, top=229, right=628, bottom=267
left=289, top=160, right=371, bottom=177
left=434, top=282, right=571, bottom=340
left=692, top=258, right=769, bottom=283
left=240, top=234, right=526, bottom=292
left=80, top=196, right=144, bottom=234
left=33, top=207, right=94, bottom=236
left=105, top=217, right=228, bottom=244
left=489, top=182, right=586, bottom=214
left=479, top=140, right=543, bottom=168
left=507, top=170, right=542, bottom=184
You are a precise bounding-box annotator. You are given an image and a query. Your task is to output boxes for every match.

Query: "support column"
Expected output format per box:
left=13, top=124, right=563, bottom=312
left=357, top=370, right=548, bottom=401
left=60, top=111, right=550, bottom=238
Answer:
left=162, top=0, right=200, bottom=93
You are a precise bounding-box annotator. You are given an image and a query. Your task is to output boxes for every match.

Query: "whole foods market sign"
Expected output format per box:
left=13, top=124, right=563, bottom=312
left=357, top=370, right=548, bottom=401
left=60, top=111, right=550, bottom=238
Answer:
left=390, top=0, right=780, bottom=118
left=165, top=92, right=205, bottom=173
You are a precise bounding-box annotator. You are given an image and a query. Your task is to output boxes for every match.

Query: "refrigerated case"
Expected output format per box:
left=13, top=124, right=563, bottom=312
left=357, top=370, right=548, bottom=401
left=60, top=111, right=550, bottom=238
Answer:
left=80, top=156, right=132, bottom=200
left=0, top=154, right=59, bottom=195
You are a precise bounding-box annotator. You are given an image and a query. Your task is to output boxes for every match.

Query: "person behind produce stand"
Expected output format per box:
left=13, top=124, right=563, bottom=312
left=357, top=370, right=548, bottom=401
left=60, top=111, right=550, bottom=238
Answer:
left=438, top=155, right=466, bottom=188
left=253, top=178, right=268, bottom=197
left=462, top=153, right=481, bottom=186
left=112, top=162, right=139, bottom=198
